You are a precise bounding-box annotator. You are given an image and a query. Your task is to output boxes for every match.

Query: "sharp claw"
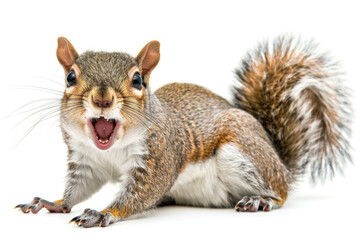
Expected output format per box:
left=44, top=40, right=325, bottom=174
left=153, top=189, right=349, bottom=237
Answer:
left=263, top=202, right=271, bottom=211
left=14, top=204, right=22, bottom=209
left=69, top=216, right=80, bottom=224
left=235, top=203, right=244, bottom=211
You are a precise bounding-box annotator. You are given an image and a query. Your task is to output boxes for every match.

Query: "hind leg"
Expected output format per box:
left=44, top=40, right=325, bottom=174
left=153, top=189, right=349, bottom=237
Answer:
left=215, top=110, right=290, bottom=212
left=216, top=141, right=289, bottom=212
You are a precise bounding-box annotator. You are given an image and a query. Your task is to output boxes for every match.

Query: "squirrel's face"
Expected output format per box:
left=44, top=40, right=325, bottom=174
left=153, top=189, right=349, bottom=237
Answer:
left=57, top=37, right=160, bottom=150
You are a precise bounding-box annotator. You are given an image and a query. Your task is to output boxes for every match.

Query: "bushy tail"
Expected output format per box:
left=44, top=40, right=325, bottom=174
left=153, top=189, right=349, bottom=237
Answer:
left=233, top=35, right=352, bottom=182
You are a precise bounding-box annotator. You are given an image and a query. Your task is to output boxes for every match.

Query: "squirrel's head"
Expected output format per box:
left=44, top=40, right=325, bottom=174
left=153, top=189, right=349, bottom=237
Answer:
left=57, top=37, right=160, bottom=150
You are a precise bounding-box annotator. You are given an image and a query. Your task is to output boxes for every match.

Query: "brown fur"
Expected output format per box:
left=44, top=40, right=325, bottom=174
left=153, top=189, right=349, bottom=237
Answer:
left=16, top=36, right=351, bottom=227
left=233, top=36, right=351, bottom=181
left=155, top=83, right=290, bottom=205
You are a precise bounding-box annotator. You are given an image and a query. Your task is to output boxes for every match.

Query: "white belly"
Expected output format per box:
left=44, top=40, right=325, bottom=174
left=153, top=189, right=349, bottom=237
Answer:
left=167, top=143, right=271, bottom=208
left=167, top=156, right=231, bottom=207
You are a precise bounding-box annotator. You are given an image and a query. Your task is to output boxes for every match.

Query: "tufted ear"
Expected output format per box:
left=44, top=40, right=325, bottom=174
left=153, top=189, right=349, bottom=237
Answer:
left=56, top=37, right=79, bottom=73
left=135, top=40, right=160, bottom=87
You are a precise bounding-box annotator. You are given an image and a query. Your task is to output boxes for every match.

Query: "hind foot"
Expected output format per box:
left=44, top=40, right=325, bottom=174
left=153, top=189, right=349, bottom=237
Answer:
left=235, top=196, right=276, bottom=212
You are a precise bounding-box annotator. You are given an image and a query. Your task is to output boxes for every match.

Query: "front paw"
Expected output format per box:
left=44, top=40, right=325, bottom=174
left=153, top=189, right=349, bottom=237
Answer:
left=69, top=208, right=115, bottom=228
left=15, top=197, right=70, bottom=214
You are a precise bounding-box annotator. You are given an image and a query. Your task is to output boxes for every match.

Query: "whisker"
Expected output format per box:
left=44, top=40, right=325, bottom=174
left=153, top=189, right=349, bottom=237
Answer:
left=121, top=105, right=173, bottom=153
left=122, top=103, right=164, bottom=129
left=10, top=96, right=85, bottom=118
left=11, top=85, right=86, bottom=98
left=121, top=102, right=168, bottom=139
left=13, top=103, right=86, bottom=146
left=12, top=85, right=64, bottom=95
left=8, top=98, right=61, bottom=118
left=13, top=106, right=62, bottom=129
left=13, top=107, right=66, bottom=148
left=34, top=76, right=65, bottom=87
left=12, top=99, right=84, bottom=130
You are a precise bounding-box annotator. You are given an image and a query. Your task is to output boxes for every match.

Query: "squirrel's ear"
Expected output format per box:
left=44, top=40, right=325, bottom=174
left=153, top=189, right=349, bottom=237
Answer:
left=135, top=40, right=160, bottom=86
left=56, top=37, right=79, bottom=72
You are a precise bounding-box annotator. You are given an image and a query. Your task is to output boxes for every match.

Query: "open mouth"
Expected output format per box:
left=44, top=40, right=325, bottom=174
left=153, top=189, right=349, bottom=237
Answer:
left=88, top=117, right=121, bottom=150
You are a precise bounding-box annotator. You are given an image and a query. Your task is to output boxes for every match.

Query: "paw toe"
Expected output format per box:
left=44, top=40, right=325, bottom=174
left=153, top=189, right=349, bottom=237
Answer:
left=235, top=196, right=249, bottom=212
left=100, top=212, right=115, bottom=227
left=70, top=208, right=105, bottom=228
left=235, top=196, right=273, bottom=212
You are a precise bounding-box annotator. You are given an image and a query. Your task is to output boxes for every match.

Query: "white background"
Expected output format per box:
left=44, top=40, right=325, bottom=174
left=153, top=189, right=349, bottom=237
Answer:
left=0, top=0, right=359, bottom=239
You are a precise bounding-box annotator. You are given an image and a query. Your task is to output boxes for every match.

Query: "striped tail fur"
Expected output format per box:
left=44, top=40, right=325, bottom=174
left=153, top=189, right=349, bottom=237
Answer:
left=232, top=35, right=352, bottom=183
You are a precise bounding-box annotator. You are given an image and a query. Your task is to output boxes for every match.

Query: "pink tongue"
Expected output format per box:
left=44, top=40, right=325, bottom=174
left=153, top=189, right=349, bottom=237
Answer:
left=94, top=118, right=115, bottom=140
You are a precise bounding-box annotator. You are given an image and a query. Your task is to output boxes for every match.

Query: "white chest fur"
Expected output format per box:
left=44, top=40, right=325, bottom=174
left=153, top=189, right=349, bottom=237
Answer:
left=68, top=126, right=148, bottom=183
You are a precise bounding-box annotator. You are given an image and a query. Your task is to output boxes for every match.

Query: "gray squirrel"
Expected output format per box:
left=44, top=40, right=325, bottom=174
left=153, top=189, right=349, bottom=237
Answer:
left=15, top=36, right=352, bottom=227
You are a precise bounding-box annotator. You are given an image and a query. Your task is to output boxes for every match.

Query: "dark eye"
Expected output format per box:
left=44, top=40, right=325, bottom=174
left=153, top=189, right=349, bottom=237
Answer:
left=131, top=73, right=142, bottom=90
left=66, top=70, right=77, bottom=87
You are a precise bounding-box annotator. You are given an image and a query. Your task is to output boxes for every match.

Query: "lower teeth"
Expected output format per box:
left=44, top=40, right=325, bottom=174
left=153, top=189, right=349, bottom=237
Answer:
left=99, top=139, right=109, bottom=144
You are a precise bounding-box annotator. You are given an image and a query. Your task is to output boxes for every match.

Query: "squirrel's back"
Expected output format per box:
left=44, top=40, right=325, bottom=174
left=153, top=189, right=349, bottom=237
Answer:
left=154, top=83, right=240, bottom=163
left=155, top=82, right=231, bottom=114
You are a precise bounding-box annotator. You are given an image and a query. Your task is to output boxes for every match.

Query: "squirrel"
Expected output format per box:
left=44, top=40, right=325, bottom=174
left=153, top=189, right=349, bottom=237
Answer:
left=15, top=35, right=352, bottom=228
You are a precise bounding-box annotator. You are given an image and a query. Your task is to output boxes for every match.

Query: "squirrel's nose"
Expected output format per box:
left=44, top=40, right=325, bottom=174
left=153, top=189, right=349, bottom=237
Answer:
left=90, top=87, right=116, bottom=109
left=92, top=97, right=113, bottom=108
